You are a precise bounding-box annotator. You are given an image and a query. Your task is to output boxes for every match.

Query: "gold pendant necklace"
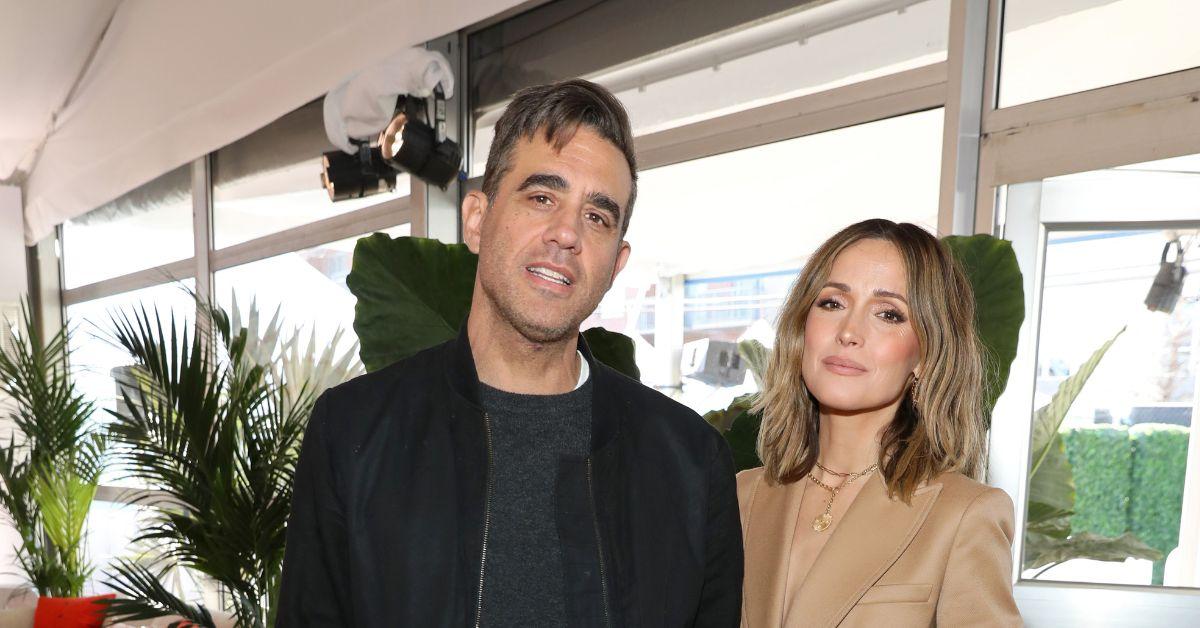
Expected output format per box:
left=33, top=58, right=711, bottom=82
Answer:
left=807, top=462, right=878, bottom=532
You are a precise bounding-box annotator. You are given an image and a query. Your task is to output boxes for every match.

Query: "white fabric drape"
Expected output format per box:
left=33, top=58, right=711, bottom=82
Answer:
left=20, top=0, right=523, bottom=245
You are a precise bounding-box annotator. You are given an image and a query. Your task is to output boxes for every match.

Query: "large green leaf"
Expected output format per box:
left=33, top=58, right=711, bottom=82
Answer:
left=1025, top=532, right=1163, bottom=571
left=1030, top=328, right=1125, bottom=477
left=348, top=235, right=478, bottom=372
left=942, top=235, right=1025, bottom=418
left=1027, top=433, right=1075, bottom=516
left=724, top=410, right=763, bottom=472
left=703, top=393, right=754, bottom=434
left=581, top=327, right=639, bottom=380
left=350, top=234, right=641, bottom=378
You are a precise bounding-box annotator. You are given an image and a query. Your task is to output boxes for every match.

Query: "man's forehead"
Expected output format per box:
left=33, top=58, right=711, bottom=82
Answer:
left=506, top=131, right=632, bottom=196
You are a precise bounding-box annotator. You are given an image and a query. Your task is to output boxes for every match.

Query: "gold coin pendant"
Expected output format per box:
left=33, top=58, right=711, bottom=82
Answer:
left=812, top=513, right=832, bottom=532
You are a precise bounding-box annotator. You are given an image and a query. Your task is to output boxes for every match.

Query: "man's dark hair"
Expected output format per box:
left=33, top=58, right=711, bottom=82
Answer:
left=481, top=79, right=638, bottom=235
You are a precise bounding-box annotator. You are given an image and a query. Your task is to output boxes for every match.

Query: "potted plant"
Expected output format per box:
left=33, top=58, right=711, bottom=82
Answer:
left=100, top=297, right=362, bottom=628
left=0, top=301, right=109, bottom=620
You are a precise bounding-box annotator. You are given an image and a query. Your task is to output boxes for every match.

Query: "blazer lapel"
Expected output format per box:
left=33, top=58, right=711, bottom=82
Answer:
left=743, top=476, right=807, bottom=628
left=792, top=473, right=942, bottom=628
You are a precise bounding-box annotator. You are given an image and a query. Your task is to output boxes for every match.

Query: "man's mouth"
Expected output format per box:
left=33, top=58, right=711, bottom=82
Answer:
left=526, top=265, right=572, bottom=286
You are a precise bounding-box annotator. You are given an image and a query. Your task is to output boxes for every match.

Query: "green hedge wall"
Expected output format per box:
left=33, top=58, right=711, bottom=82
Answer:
left=1130, top=424, right=1190, bottom=585
left=1063, top=427, right=1132, bottom=537
left=1061, top=423, right=1190, bottom=585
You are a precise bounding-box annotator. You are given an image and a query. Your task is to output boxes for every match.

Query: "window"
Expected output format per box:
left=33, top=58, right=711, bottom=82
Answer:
left=470, top=0, right=950, bottom=173
left=1003, top=155, right=1200, bottom=591
left=1000, top=0, right=1200, bottom=108
left=584, top=108, right=944, bottom=414
left=62, top=164, right=193, bottom=288
left=214, top=225, right=411, bottom=357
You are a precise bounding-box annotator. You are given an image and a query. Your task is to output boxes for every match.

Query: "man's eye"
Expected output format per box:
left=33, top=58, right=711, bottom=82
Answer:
left=586, top=212, right=609, bottom=226
left=531, top=194, right=553, bottom=205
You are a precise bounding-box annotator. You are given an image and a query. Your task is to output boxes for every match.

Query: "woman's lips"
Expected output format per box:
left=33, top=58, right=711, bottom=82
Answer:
left=822, top=356, right=867, bottom=375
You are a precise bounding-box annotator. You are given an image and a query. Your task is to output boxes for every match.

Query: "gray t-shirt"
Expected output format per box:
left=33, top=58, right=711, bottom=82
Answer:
left=477, top=375, right=592, bottom=627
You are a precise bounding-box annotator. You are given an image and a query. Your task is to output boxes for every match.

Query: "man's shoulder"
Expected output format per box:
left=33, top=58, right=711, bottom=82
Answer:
left=319, top=340, right=448, bottom=410
left=593, top=361, right=719, bottom=443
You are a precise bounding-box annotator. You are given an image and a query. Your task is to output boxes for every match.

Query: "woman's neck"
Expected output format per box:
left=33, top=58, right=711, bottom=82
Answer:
left=816, top=403, right=898, bottom=474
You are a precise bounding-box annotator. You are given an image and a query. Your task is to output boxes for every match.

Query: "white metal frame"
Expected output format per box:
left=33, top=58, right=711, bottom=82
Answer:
left=978, top=0, right=1200, bottom=623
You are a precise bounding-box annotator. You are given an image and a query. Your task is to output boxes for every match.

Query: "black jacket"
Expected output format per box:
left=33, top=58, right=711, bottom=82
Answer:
left=277, top=327, right=743, bottom=627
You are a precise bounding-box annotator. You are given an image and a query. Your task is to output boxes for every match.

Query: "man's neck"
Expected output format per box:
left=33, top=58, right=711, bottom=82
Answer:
left=467, top=307, right=580, bottom=395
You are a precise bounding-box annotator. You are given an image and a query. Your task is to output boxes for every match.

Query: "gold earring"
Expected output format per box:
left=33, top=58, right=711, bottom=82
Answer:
left=910, top=377, right=920, bottom=405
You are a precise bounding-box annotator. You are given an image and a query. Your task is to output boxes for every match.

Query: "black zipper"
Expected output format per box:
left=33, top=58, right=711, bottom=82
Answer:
left=474, top=411, right=494, bottom=628
left=586, top=458, right=613, bottom=627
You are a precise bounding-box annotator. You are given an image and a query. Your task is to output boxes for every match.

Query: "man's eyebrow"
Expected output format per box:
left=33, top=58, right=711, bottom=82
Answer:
left=586, top=191, right=622, bottom=224
left=516, top=173, right=568, bottom=192
left=821, top=282, right=909, bottom=304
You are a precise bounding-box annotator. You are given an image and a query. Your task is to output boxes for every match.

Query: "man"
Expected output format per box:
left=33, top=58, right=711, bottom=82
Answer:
left=277, top=79, right=742, bottom=627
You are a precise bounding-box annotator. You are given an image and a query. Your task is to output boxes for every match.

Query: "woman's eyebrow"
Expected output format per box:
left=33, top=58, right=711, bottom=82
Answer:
left=822, top=282, right=908, bottom=304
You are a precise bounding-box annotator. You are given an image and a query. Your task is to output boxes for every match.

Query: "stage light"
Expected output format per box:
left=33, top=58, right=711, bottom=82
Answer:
left=321, top=87, right=462, bottom=200
left=320, top=142, right=396, bottom=202
left=378, top=86, right=462, bottom=189
left=1145, top=239, right=1188, bottom=313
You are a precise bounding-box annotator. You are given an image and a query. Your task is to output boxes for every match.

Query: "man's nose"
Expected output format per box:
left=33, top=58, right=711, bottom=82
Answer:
left=543, top=207, right=581, bottom=252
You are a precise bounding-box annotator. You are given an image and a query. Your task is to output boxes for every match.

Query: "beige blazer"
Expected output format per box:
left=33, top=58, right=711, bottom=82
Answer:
left=737, top=468, right=1022, bottom=627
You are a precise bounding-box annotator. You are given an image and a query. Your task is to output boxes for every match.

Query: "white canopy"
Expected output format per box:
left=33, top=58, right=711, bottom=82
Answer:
left=2, top=0, right=523, bottom=245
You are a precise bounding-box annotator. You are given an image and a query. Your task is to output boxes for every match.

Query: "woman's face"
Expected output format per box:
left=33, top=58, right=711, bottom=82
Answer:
left=801, top=239, right=922, bottom=415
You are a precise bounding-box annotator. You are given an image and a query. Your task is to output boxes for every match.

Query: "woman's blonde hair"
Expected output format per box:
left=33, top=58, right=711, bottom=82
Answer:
left=752, top=219, right=988, bottom=502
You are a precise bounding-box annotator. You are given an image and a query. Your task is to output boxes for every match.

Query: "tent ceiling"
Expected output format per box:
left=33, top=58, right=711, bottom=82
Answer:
left=1, top=0, right=525, bottom=245
left=0, top=0, right=120, bottom=182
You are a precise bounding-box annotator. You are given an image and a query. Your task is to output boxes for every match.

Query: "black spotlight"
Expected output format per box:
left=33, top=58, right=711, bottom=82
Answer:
left=320, top=142, right=396, bottom=202
left=1145, top=239, right=1188, bottom=313
left=320, top=86, right=462, bottom=201
left=379, top=86, right=462, bottom=188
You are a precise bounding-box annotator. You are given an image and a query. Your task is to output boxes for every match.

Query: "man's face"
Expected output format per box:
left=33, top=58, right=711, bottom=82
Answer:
left=463, top=127, right=633, bottom=344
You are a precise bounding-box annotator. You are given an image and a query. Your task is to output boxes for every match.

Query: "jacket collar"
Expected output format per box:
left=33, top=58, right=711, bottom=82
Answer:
left=443, top=323, right=618, bottom=452
left=743, top=472, right=942, bottom=628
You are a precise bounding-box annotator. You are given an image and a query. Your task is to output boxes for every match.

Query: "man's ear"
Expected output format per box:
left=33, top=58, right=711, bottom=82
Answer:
left=609, top=240, right=632, bottom=286
left=461, top=191, right=489, bottom=254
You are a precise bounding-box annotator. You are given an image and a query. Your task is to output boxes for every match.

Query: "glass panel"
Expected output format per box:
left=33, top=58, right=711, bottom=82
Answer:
left=213, top=225, right=410, bottom=358
left=1000, top=0, right=1200, bottom=108
left=1023, top=228, right=1198, bottom=588
left=66, top=281, right=197, bottom=489
left=212, top=100, right=411, bottom=250
left=583, top=109, right=943, bottom=415
left=62, top=164, right=193, bottom=288
left=1011, top=157, right=1200, bottom=589
left=471, top=0, right=950, bottom=174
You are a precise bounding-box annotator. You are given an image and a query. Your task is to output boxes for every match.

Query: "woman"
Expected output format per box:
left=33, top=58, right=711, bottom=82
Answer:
left=737, top=219, right=1021, bottom=627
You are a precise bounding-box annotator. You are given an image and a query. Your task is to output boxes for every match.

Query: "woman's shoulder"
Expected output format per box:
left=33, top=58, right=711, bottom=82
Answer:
left=929, top=471, right=1015, bottom=527
left=735, top=466, right=767, bottom=510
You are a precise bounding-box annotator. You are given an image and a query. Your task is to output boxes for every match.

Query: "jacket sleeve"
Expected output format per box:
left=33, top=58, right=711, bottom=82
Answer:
left=694, top=433, right=745, bottom=627
left=937, top=486, right=1023, bottom=627
left=276, top=393, right=352, bottom=626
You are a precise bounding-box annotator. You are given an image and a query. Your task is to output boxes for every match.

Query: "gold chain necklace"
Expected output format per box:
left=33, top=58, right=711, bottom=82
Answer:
left=807, top=462, right=878, bottom=532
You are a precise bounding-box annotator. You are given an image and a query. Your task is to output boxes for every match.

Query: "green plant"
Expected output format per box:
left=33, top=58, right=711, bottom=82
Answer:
left=1023, top=328, right=1161, bottom=572
left=0, top=301, right=107, bottom=597
left=706, top=234, right=1025, bottom=471
left=1130, top=424, right=1189, bottom=584
left=348, top=234, right=639, bottom=378
left=1063, top=427, right=1131, bottom=537
left=100, top=298, right=362, bottom=628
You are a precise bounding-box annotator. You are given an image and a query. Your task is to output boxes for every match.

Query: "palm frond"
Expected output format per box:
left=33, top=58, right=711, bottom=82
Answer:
left=103, top=558, right=216, bottom=627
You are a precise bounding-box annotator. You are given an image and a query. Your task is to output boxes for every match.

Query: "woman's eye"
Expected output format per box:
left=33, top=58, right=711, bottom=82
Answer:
left=879, top=309, right=907, bottom=324
left=816, top=298, right=842, bottom=310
